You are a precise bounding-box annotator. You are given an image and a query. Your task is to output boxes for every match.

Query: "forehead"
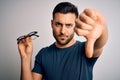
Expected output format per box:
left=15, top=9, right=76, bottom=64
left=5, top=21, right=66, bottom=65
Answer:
left=53, top=13, right=76, bottom=23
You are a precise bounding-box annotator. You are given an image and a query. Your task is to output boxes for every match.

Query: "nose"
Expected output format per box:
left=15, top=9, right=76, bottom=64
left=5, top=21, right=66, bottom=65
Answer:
left=61, top=26, right=66, bottom=34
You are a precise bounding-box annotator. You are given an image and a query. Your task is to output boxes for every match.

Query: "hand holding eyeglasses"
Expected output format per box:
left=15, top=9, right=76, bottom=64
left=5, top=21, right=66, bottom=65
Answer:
left=17, top=31, right=39, bottom=44
left=17, top=31, right=39, bottom=59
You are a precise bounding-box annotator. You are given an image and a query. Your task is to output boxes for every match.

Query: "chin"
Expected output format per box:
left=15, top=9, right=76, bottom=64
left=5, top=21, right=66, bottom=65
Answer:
left=57, top=39, right=71, bottom=45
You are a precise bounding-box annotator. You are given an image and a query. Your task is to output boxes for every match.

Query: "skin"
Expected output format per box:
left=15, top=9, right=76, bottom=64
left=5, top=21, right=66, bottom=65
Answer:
left=18, top=8, right=108, bottom=80
left=51, top=13, right=76, bottom=48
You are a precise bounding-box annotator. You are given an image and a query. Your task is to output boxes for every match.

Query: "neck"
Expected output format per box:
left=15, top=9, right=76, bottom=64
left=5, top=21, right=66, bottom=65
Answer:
left=55, top=39, right=76, bottom=48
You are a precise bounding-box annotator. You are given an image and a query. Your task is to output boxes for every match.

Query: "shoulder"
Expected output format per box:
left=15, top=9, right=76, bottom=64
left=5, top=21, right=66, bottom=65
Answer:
left=36, top=43, right=55, bottom=56
left=77, top=41, right=85, bottom=46
left=75, top=41, right=86, bottom=50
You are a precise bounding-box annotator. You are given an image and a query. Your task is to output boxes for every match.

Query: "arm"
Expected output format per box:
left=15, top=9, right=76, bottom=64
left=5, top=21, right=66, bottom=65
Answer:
left=18, top=37, right=43, bottom=80
left=75, top=8, right=108, bottom=58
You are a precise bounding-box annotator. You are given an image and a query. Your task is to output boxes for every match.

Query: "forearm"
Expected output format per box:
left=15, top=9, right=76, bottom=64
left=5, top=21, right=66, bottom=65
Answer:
left=21, top=57, right=33, bottom=80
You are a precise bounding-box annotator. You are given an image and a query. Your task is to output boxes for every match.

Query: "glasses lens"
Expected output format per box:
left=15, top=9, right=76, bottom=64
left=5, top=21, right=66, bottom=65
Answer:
left=31, top=35, right=37, bottom=40
left=17, top=36, right=24, bottom=41
left=28, top=31, right=37, bottom=37
left=27, top=31, right=39, bottom=40
left=17, top=31, right=39, bottom=44
left=17, top=35, right=25, bottom=43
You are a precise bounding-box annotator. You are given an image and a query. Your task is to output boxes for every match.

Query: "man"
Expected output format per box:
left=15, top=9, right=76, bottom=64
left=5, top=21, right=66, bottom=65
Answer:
left=18, top=2, right=108, bottom=80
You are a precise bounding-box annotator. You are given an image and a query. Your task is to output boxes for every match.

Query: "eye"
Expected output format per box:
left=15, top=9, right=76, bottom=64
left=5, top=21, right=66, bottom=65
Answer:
left=55, top=22, right=62, bottom=27
left=66, top=24, right=73, bottom=28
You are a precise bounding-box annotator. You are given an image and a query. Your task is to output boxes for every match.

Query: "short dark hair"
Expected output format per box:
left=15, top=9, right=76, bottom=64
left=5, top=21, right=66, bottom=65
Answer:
left=52, top=2, right=79, bottom=19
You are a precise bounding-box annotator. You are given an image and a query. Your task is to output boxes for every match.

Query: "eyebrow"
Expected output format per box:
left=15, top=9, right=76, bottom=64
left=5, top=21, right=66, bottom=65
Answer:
left=55, top=21, right=73, bottom=26
left=55, top=22, right=62, bottom=25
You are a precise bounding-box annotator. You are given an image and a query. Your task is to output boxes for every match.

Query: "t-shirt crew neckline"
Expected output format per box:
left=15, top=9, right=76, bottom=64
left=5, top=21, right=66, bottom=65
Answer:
left=53, top=41, right=79, bottom=50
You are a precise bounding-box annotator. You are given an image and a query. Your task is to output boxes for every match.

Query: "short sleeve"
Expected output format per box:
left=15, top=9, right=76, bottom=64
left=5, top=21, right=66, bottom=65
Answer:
left=81, top=41, right=99, bottom=67
left=32, top=49, right=44, bottom=74
left=87, top=57, right=99, bottom=67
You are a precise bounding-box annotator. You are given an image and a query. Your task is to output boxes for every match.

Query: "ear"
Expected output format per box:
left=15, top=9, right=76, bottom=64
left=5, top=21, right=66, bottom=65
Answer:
left=51, top=20, right=53, bottom=28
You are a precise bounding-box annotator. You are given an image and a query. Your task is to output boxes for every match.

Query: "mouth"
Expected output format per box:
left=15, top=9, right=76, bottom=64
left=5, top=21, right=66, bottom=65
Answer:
left=59, top=35, right=67, bottom=39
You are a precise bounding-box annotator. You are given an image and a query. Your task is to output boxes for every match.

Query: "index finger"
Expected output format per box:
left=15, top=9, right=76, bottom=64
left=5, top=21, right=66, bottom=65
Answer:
left=84, top=8, right=97, bottom=21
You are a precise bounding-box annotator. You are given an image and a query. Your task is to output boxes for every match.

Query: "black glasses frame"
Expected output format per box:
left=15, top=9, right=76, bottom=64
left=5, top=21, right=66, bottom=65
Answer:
left=17, top=31, right=39, bottom=44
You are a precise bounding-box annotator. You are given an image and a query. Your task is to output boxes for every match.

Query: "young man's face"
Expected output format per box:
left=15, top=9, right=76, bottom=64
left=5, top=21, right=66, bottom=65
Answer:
left=51, top=13, right=76, bottom=46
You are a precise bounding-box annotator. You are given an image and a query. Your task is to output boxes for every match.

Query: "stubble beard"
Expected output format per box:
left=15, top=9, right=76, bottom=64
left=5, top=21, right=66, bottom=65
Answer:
left=53, top=31, right=74, bottom=46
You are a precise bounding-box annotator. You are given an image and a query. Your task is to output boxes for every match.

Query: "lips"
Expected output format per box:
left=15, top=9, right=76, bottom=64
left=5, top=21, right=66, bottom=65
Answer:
left=59, top=35, right=67, bottom=39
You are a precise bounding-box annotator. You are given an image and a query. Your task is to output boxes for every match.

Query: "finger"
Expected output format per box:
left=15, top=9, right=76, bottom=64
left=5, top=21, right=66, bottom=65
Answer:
left=79, top=12, right=95, bottom=25
left=76, top=19, right=93, bottom=30
left=84, top=8, right=97, bottom=21
left=17, top=36, right=28, bottom=47
left=93, top=9, right=106, bottom=24
left=85, top=38, right=96, bottom=58
left=26, top=37, right=33, bottom=49
left=20, top=38, right=26, bottom=44
left=26, top=37, right=32, bottom=43
left=17, top=39, right=26, bottom=54
left=26, top=37, right=32, bottom=46
left=75, top=27, right=89, bottom=36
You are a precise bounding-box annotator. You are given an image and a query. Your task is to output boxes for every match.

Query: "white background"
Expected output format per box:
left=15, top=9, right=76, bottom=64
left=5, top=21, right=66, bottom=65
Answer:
left=0, top=0, right=120, bottom=80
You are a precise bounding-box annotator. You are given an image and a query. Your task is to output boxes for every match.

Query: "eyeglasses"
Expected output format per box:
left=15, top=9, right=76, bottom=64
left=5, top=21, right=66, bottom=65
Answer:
left=17, top=31, right=39, bottom=44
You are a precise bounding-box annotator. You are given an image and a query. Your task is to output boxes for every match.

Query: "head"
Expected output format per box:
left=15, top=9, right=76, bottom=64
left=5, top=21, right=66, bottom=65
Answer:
left=51, top=2, right=79, bottom=46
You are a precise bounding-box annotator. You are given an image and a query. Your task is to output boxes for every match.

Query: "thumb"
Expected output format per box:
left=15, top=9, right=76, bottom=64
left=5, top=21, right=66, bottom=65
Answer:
left=85, top=38, right=96, bottom=58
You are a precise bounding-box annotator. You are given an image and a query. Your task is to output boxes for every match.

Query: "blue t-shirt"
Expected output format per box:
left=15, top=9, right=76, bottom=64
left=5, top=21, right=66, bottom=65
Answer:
left=32, top=41, right=98, bottom=80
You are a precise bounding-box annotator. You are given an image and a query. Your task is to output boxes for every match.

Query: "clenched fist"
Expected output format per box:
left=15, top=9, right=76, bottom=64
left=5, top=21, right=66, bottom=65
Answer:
left=75, top=8, right=107, bottom=58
